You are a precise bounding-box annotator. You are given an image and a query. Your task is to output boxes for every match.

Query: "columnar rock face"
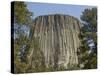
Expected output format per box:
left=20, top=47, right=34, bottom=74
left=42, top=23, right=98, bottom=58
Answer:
left=29, top=14, right=82, bottom=69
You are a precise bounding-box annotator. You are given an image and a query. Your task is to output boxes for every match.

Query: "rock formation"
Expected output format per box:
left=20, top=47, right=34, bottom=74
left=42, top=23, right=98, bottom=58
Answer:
left=28, top=14, right=82, bottom=69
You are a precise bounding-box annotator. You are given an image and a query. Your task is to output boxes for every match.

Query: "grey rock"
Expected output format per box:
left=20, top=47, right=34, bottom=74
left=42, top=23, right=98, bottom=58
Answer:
left=28, top=14, right=82, bottom=69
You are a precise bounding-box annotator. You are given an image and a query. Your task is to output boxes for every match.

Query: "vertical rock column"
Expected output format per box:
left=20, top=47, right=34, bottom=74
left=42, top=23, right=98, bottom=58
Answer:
left=30, top=14, right=82, bottom=69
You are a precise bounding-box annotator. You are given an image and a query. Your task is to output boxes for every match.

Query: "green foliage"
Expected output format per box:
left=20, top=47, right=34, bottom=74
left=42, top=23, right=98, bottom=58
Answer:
left=78, top=7, right=97, bottom=69
left=82, top=7, right=97, bottom=35
left=13, top=1, right=34, bottom=73
left=14, top=60, right=29, bottom=73
left=14, top=1, right=33, bottom=25
left=83, top=53, right=97, bottom=69
left=65, top=62, right=80, bottom=70
left=14, top=35, right=31, bottom=73
left=81, top=8, right=97, bottom=23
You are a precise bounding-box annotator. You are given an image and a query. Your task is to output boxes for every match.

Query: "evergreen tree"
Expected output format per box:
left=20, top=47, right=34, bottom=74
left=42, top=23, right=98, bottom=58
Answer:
left=79, top=7, right=97, bottom=69
left=14, top=1, right=33, bottom=25
left=13, top=1, right=34, bottom=73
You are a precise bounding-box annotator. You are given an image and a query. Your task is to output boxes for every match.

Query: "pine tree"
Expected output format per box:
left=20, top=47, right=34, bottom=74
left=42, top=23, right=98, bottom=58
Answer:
left=79, top=7, right=97, bottom=69
left=14, top=1, right=33, bottom=25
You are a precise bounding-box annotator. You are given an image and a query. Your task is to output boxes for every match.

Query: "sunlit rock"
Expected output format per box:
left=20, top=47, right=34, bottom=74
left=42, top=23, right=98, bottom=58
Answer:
left=28, top=14, right=82, bottom=69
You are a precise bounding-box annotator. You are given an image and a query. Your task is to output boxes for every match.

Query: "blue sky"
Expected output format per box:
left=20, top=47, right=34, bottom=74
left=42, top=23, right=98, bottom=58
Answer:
left=26, top=2, right=95, bottom=20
